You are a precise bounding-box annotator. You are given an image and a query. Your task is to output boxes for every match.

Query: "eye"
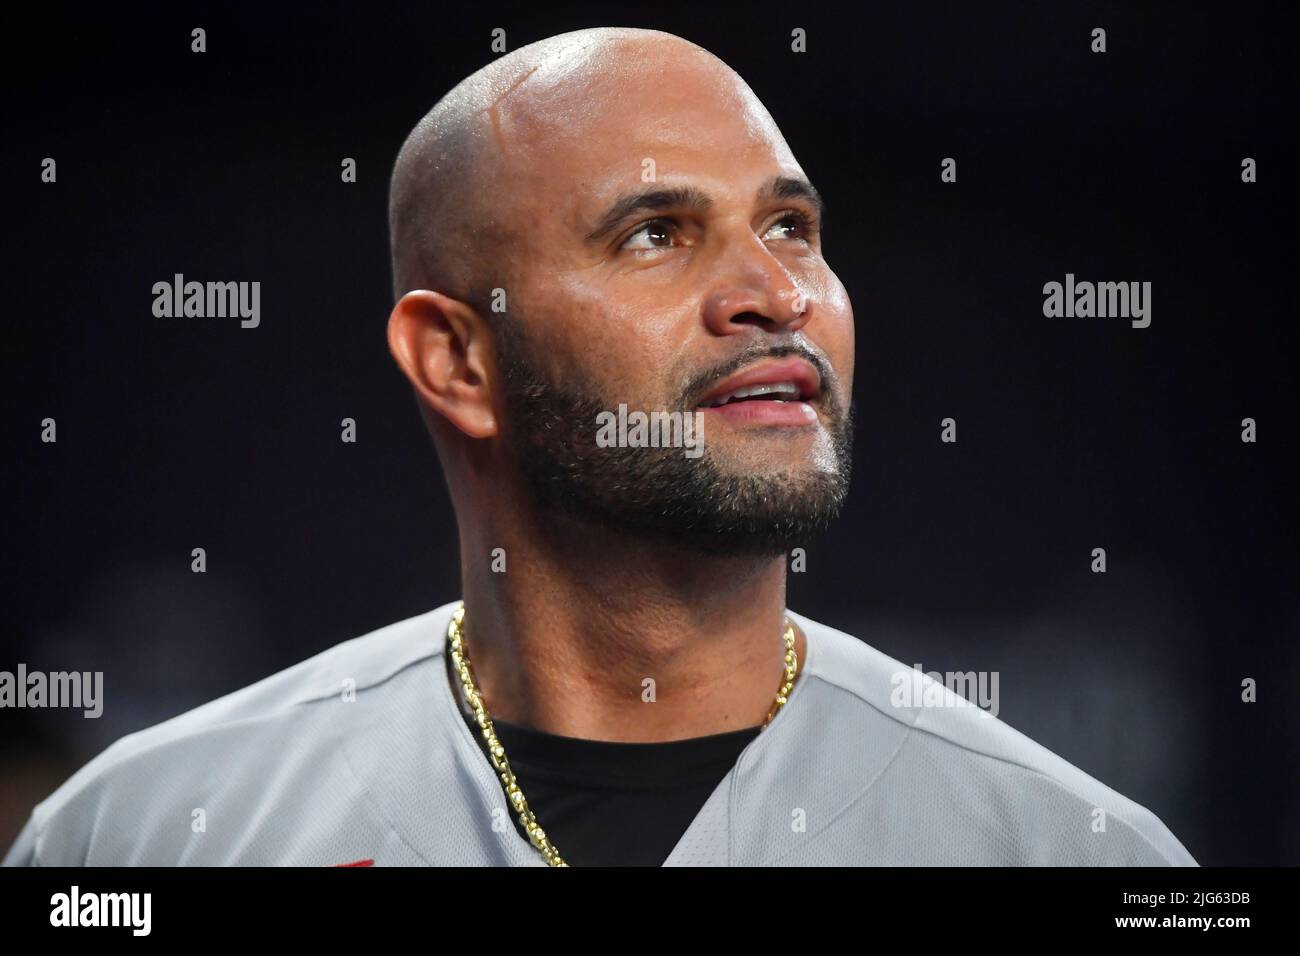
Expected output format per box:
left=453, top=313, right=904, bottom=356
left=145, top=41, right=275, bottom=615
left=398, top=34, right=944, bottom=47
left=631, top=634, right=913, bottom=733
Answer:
left=763, top=210, right=818, bottom=242
left=620, top=218, right=677, bottom=252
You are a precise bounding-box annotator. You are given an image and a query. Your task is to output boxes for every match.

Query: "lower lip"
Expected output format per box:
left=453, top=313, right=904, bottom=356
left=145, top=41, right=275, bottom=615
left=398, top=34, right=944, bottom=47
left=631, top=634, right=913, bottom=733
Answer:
left=697, top=400, right=819, bottom=425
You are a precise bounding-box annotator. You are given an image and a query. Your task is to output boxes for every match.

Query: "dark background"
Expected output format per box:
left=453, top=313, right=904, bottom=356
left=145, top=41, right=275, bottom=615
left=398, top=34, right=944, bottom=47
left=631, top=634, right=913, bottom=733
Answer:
left=2, top=1, right=1296, bottom=864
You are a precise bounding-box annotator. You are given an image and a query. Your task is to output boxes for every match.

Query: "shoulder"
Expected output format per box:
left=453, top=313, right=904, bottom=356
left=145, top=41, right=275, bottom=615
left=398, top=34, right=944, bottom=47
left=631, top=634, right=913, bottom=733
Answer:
left=781, top=610, right=1197, bottom=866
left=4, top=604, right=456, bottom=866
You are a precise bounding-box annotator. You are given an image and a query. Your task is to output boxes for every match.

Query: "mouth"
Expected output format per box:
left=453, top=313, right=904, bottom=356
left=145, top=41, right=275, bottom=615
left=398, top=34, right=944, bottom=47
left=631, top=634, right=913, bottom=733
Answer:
left=694, top=357, right=822, bottom=426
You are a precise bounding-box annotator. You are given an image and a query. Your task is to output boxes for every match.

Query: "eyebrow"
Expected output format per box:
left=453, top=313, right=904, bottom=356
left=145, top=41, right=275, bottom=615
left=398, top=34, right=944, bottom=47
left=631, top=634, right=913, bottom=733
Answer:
left=582, top=174, right=825, bottom=244
left=757, top=175, right=825, bottom=223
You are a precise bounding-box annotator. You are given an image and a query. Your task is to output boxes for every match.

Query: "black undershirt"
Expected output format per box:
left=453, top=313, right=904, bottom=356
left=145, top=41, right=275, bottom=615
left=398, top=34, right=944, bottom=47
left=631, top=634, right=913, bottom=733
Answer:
left=455, top=699, right=760, bottom=866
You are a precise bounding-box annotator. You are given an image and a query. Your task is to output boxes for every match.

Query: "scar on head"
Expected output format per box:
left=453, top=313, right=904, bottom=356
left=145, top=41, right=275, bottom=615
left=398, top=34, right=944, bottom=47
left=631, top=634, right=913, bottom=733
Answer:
left=486, top=65, right=541, bottom=152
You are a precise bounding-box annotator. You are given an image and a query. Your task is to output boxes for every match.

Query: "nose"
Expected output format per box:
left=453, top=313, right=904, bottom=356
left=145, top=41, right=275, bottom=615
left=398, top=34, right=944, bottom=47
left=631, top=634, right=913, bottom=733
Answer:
left=700, top=233, right=813, bottom=336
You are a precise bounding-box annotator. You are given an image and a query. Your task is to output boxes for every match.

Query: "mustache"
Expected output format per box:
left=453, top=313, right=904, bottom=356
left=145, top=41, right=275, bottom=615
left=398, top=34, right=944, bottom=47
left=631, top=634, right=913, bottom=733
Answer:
left=678, top=340, right=836, bottom=408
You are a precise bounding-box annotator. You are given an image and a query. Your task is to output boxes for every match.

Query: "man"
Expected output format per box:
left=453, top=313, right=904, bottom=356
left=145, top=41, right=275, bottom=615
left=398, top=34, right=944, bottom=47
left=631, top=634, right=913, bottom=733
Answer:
left=4, top=27, right=1195, bottom=866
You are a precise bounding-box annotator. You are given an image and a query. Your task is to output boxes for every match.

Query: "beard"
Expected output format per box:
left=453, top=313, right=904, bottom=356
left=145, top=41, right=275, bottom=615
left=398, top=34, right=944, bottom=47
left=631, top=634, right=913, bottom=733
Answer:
left=495, top=324, right=854, bottom=557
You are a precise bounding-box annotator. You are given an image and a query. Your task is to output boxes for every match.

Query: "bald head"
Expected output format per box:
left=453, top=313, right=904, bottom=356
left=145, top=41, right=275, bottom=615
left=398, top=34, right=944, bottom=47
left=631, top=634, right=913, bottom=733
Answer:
left=387, top=28, right=776, bottom=309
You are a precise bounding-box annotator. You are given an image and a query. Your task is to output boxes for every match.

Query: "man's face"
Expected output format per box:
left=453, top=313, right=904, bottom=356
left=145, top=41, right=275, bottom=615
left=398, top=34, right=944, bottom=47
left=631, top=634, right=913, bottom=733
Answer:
left=483, top=44, right=856, bottom=555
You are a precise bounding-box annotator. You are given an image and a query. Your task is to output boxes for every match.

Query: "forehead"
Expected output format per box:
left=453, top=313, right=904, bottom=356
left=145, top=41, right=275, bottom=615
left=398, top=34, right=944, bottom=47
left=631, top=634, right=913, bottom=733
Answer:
left=490, top=50, right=803, bottom=225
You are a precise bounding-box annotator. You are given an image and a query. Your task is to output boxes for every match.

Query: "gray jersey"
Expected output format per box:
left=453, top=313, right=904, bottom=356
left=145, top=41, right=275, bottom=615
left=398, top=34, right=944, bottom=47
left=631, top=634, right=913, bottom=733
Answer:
left=3, top=601, right=1196, bottom=866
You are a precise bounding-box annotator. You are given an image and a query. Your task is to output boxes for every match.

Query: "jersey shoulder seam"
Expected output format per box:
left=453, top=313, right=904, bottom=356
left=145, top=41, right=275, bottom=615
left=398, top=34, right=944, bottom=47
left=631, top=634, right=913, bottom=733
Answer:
left=795, top=619, right=1185, bottom=862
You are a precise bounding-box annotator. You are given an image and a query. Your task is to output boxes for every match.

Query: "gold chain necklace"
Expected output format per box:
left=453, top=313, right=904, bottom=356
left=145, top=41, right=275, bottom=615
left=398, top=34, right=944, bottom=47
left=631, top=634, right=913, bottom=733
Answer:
left=445, top=600, right=799, bottom=867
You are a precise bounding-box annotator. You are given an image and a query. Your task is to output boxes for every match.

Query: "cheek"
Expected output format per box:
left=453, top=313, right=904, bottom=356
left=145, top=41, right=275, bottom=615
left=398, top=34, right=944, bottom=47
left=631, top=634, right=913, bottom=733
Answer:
left=519, top=277, right=682, bottom=403
left=809, top=271, right=856, bottom=390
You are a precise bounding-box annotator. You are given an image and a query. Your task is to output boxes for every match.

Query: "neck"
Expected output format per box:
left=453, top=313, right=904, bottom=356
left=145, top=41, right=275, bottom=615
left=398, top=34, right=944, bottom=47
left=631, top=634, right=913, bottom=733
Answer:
left=455, top=512, right=806, bottom=742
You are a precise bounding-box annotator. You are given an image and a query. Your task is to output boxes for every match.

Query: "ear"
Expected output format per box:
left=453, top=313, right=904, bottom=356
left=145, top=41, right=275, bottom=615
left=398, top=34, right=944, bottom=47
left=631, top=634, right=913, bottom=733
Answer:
left=387, top=290, right=497, bottom=439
